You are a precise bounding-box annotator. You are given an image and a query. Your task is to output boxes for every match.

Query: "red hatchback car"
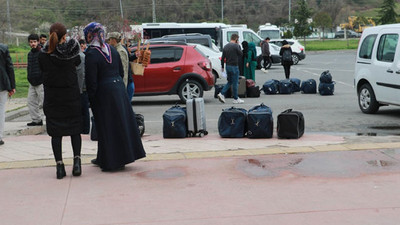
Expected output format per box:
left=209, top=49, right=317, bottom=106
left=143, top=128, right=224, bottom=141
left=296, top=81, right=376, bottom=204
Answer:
left=132, top=42, right=214, bottom=102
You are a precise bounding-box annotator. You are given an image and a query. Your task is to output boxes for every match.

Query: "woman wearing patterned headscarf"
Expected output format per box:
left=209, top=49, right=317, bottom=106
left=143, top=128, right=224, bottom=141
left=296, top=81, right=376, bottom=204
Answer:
left=38, top=22, right=82, bottom=179
left=84, top=22, right=146, bottom=171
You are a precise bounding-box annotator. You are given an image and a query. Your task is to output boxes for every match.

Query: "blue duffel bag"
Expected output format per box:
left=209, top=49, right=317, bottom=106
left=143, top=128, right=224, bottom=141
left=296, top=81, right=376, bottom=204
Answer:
left=318, top=82, right=335, bottom=95
left=289, top=78, right=301, bottom=92
left=262, top=79, right=279, bottom=95
left=300, top=79, right=317, bottom=94
left=247, top=103, right=273, bottom=138
left=218, top=107, right=247, bottom=138
left=319, top=70, right=333, bottom=83
left=163, top=105, right=187, bottom=138
left=279, top=79, right=293, bottom=94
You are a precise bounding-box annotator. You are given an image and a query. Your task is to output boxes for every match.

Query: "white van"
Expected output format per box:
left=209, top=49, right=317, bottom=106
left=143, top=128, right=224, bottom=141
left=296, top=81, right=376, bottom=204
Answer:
left=355, top=24, right=400, bottom=114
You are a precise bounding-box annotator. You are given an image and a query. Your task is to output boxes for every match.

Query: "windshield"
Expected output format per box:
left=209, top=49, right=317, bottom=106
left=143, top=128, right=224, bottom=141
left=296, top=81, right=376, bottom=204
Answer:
left=259, top=30, right=280, bottom=39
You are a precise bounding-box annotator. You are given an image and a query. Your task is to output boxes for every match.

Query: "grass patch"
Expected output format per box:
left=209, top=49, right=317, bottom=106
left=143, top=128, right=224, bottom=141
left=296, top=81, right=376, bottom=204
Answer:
left=300, top=39, right=360, bottom=51
left=14, top=68, right=29, bottom=98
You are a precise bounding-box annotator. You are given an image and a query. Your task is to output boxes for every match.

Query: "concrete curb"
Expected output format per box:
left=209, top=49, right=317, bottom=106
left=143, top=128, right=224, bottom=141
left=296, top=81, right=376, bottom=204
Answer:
left=5, top=106, right=29, bottom=122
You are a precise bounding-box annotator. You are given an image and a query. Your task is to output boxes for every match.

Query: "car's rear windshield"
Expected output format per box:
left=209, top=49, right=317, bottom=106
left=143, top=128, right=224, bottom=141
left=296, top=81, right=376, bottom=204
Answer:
left=192, top=45, right=208, bottom=58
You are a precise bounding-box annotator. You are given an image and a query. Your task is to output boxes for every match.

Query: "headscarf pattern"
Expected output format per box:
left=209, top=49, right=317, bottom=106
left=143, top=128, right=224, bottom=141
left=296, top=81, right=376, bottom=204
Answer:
left=83, top=22, right=112, bottom=63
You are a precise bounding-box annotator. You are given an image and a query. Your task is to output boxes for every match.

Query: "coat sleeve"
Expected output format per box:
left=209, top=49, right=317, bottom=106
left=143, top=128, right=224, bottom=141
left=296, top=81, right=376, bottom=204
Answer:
left=5, top=46, right=15, bottom=89
left=84, top=50, right=98, bottom=105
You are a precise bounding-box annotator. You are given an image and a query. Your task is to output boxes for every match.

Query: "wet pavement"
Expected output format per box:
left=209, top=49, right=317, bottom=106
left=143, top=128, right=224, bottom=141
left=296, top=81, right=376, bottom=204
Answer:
left=2, top=99, right=400, bottom=224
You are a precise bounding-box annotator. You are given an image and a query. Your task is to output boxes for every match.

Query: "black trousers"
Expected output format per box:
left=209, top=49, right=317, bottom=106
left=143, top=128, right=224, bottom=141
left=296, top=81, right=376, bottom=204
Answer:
left=263, top=56, right=270, bottom=69
left=283, top=64, right=291, bottom=79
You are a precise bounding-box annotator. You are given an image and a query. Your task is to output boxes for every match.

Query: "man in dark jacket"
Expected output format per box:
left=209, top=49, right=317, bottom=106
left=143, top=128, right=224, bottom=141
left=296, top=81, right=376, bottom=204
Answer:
left=27, top=34, right=44, bottom=126
left=0, top=43, right=16, bottom=145
left=261, top=37, right=271, bottom=72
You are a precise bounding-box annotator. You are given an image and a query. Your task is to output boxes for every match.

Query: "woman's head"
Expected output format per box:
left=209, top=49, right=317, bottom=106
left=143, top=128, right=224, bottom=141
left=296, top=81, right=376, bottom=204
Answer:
left=83, top=22, right=106, bottom=46
left=48, top=23, right=67, bottom=53
left=248, top=42, right=256, bottom=49
left=242, top=41, right=248, bottom=49
left=282, top=40, right=289, bottom=46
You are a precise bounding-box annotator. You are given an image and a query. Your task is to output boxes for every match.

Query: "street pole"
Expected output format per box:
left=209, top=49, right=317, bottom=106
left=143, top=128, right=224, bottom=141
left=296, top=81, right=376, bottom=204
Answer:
left=288, top=0, right=291, bottom=23
left=152, top=0, right=156, bottom=23
left=119, top=0, right=124, bottom=19
left=221, top=0, right=224, bottom=22
left=7, top=0, right=12, bottom=42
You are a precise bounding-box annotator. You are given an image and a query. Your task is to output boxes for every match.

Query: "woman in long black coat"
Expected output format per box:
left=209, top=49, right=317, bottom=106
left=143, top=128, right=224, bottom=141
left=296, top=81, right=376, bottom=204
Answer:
left=84, top=22, right=146, bottom=171
left=38, top=23, right=83, bottom=179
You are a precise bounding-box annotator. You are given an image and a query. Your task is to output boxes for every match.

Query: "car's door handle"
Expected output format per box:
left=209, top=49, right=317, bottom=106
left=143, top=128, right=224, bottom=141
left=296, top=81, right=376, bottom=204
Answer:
left=387, top=69, right=394, bottom=73
left=173, top=67, right=181, bottom=71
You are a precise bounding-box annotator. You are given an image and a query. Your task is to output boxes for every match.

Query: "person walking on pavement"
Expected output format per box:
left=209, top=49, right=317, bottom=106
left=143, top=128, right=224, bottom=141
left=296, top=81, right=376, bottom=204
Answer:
left=38, top=23, right=83, bottom=179
left=218, top=33, right=244, bottom=104
left=84, top=22, right=146, bottom=171
left=279, top=40, right=293, bottom=79
left=0, top=43, right=16, bottom=145
left=261, top=37, right=271, bottom=72
left=244, top=42, right=257, bottom=81
left=27, top=34, right=44, bottom=126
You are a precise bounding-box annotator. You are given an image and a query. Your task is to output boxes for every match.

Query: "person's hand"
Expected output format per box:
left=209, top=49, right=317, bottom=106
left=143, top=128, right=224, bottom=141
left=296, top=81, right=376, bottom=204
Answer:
left=246, top=63, right=249, bottom=68
left=8, top=89, right=15, bottom=97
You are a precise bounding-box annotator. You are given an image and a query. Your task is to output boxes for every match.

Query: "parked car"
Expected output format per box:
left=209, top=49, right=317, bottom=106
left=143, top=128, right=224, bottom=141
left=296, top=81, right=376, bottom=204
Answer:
left=131, top=42, right=214, bottom=102
left=268, top=39, right=306, bottom=65
left=355, top=24, right=400, bottom=113
left=188, top=43, right=222, bottom=83
left=149, top=33, right=220, bottom=51
left=335, top=30, right=361, bottom=38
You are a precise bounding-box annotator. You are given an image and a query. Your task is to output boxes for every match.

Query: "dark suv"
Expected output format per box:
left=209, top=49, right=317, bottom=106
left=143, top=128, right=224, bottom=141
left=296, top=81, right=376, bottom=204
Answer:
left=131, top=42, right=214, bottom=102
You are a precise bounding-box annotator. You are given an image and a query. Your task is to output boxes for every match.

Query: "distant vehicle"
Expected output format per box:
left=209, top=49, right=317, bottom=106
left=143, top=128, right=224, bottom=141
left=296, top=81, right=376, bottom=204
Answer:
left=131, top=42, right=214, bottom=102
left=257, top=23, right=281, bottom=40
left=188, top=43, right=222, bottom=83
left=268, top=39, right=306, bottom=65
left=335, top=30, right=361, bottom=38
left=354, top=24, right=400, bottom=113
left=149, top=33, right=220, bottom=51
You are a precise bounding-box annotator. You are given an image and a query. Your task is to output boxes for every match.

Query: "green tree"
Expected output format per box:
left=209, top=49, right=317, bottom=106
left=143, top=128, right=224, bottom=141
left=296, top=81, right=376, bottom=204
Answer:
left=293, top=0, right=313, bottom=47
left=313, top=12, right=332, bottom=41
left=378, top=0, right=398, bottom=25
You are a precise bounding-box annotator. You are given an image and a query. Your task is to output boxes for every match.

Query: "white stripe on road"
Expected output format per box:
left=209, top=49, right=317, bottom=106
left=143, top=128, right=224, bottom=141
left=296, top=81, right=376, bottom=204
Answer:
left=293, top=67, right=353, bottom=87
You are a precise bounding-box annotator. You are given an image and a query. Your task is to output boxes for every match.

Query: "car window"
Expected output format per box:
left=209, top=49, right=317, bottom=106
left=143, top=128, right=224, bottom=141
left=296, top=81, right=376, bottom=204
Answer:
left=150, top=47, right=184, bottom=64
left=359, top=34, right=377, bottom=59
left=243, top=31, right=261, bottom=46
left=187, top=38, right=210, bottom=47
left=377, top=34, right=398, bottom=62
left=227, top=31, right=238, bottom=42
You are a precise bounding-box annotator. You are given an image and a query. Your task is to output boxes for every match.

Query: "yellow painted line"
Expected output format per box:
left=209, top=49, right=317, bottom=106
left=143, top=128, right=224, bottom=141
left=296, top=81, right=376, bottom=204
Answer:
left=313, top=145, right=350, bottom=152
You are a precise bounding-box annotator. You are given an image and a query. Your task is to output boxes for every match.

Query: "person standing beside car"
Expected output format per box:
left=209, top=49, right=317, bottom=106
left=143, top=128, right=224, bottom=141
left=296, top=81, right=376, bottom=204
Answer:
left=0, top=43, right=16, bottom=145
left=261, top=37, right=271, bottom=72
left=279, top=40, right=293, bottom=79
left=218, top=33, right=244, bottom=104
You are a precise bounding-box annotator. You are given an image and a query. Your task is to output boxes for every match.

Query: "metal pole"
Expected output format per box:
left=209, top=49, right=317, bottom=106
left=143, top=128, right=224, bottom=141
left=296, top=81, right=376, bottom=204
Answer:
left=288, top=0, right=291, bottom=23
left=7, top=0, right=12, bottom=40
left=221, top=0, right=224, bottom=22
left=119, top=0, right=124, bottom=19
left=152, top=0, right=156, bottom=23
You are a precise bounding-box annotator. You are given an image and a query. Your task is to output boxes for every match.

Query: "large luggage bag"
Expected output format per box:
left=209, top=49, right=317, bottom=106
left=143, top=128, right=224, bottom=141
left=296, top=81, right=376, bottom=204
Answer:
left=262, top=79, right=279, bottom=95
left=231, top=76, right=246, bottom=98
left=186, top=98, right=208, bottom=137
left=247, top=103, right=274, bottom=138
left=300, top=79, right=317, bottom=94
left=290, top=78, right=301, bottom=92
left=279, top=79, right=293, bottom=94
left=246, top=86, right=261, bottom=98
left=163, top=105, right=187, bottom=138
left=277, top=109, right=305, bottom=139
left=218, top=107, right=247, bottom=138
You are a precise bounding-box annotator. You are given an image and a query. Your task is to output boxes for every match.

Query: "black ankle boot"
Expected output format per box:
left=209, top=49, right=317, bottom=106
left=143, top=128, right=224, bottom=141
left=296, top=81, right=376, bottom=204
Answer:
left=72, top=156, right=82, bottom=176
left=56, top=163, right=66, bottom=179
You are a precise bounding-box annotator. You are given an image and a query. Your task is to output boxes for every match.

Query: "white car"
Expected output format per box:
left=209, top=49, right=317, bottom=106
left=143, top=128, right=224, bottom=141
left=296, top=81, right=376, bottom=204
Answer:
left=189, top=44, right=222, bottom=83
left=269, top=39, right=306, bottom=65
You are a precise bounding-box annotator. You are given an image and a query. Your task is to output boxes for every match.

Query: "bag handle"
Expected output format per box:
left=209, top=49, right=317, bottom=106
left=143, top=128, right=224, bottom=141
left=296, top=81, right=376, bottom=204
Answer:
left=282, top=109, right=292, bottom=113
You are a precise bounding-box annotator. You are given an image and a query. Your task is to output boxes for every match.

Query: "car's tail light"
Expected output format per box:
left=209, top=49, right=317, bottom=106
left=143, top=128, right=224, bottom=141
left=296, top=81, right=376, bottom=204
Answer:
left=198, top=61, right=211, bottom=71
left=300, top=47, right=304, bottom=51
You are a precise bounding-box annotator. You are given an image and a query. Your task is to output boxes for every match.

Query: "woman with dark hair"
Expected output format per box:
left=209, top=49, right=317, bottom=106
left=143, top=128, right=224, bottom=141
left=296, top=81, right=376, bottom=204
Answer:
left=239, top=41, right=248, bottom=76
left=279, top=40, right=293, bottom=79
left=83, top=22, right=146, bottom=171
left=38, top=22, right=83, bottom=179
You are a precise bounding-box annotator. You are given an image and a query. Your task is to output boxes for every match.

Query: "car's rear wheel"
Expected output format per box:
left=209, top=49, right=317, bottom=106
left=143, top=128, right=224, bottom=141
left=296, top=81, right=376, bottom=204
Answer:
left=358, top=83, right=379, bottom=114
left=292, top=54, right=300, bottom=65
left=178, top=80, right=203, bottom=102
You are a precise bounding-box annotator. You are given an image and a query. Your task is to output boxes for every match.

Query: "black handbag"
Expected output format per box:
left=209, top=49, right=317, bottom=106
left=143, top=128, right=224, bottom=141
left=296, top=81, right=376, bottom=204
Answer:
left=277, top=109, right=304, bottom=139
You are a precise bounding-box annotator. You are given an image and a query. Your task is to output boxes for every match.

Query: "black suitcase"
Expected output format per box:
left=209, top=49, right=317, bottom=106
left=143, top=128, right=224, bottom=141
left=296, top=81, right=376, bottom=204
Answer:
left=277, top=109, right=304, bottom=139
left=300, top=79, right=317, bottom=94
left=246, top=86, right=261, bottom=98
left=247, top=103, right=273, bottom=138
left=279, top=79, right=293, bottom=94
left=163, top=105, right=187, bottom=138
left=218, top=107, right=247, bottom=138
left=318, top=82, right=335, bottom=95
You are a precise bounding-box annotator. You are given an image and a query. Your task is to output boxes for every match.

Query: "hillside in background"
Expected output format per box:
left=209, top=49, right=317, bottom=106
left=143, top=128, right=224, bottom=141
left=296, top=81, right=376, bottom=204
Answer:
left=0, top=0, right=395, bottom=42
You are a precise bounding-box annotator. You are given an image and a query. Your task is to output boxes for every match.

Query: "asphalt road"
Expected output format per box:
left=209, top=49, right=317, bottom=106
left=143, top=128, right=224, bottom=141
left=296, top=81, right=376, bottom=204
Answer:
left=131, top=50, right=400, bottom=136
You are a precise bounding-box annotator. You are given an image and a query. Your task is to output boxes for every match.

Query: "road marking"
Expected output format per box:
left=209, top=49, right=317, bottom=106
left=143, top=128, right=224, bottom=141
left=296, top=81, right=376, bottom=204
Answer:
left=294, top=67, right=353, bottom=87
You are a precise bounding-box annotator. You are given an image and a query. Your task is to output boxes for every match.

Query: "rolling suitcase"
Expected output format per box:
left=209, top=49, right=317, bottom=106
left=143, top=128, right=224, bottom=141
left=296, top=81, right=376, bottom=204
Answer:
left=277, top=109, right=304, bottom=139
left=231, top=76, right=246, bottom=98
left=186, top=98, right=208, bottom=137
left=218, top=107, right=247, bottom=138
left=163, top=105, right=187, bottom=138
left=247, top=103, right=273, bottom=138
